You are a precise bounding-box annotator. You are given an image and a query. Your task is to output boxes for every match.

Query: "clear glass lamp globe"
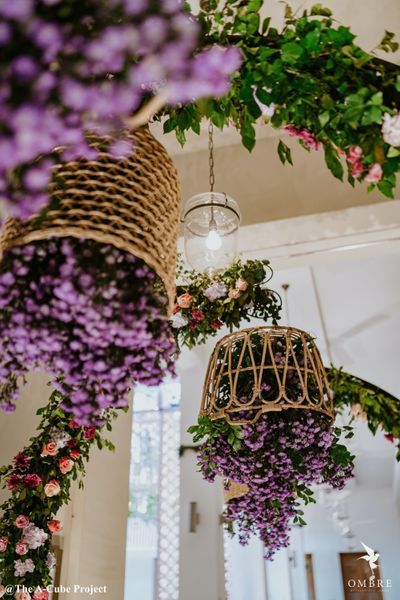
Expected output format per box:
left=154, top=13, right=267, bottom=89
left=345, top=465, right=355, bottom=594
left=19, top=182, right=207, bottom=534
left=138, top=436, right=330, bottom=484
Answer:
left=181, top=192, right=241, bottom=276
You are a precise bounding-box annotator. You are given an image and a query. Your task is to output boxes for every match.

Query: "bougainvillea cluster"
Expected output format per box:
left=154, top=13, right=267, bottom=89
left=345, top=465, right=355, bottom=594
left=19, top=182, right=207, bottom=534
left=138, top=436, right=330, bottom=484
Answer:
left=0, top=0, right=241, bottom=219
left=0, top=237, right=176, bottom=423
left=0, top=390, right=120, bottom=596
left=191, top=411, right=354, bottom=559
left=170, top=258, right=281, bottom=349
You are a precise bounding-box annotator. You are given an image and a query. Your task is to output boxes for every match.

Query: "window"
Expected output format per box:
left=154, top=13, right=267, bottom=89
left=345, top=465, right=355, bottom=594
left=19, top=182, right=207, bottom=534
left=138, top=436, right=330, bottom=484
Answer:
left=124, top=381, right=181, bottom=600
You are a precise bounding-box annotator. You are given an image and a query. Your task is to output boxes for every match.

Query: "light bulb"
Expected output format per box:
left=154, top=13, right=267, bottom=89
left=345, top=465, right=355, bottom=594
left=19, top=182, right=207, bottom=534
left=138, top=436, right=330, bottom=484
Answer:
left=205, top=228, right=222, bottom=251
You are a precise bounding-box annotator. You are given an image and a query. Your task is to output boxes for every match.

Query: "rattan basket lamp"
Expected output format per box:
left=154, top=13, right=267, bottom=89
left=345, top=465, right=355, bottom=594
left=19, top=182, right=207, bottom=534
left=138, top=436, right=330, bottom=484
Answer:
left=201, top=325, right=334, bottom=502
left=0, top=127, right=180, bottom=313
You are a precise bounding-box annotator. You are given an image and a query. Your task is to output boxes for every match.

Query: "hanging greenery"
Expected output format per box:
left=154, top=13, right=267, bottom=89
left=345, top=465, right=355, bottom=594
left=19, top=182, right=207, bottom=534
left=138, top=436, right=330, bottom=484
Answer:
left=163, top=1, right=400, bottom=198
left=188, top=326, right=354, bottom=558
left=0, top=389, right=121, bottom=597
left=170, top=257, right=281, bottom=349
left=328, top=366, right=400, bottom=460
left=0, top=237, right=176, bottom=424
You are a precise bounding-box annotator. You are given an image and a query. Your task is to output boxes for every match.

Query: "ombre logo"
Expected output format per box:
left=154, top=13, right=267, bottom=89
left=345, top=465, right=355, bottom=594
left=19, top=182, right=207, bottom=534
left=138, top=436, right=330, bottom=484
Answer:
left=347, top=542, right=392, bottom=592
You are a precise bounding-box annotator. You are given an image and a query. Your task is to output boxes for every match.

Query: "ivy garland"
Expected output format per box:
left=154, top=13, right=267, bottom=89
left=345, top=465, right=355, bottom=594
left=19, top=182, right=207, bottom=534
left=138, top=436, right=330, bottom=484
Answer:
left=0, top=390, right=121, bottom=596
left=170, top=257, right=282, bottom=349
left=163, top=1, right=400, bottom=198
left=328, top=366, right=400, bottom=460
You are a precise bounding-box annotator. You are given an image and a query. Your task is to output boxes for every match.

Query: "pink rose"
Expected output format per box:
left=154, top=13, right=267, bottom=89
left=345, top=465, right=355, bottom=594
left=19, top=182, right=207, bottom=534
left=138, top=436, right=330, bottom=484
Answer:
left=16, top=541, right=29, bottom=555
left=33, top=590, right=49, bottom=600
left=228, top=288, right=241, bottom=299
left=83, top=426, right=96, bottom=440
left=364, top=163, right=383, bottom=183
left=0, top=536, right=8, bottom=552
left=351, top=161, right=364, bottom=178
left=48, top=519, right=63, bottom=533
left=172, top=303, right=180, bottom=314
left=24, top=474, right=42, bottom=488
left=346, top=145, right=363, bottom=164
left=15, top=592, right=31, bottom=600
left=384, top=434, right=394, bottom=443
left=7, top=474, right=22, bottom=490
left=68, top=419, right=80, bottom=429
left=41, top=442, right=58, bottom=457
left=0, top=584, right=5, bottom=597
left=210, top=319, right=223, bottom=330
left=191, top=309, right=204, bottom=323
left=69, top=449, right=81, bottom=460
left=236, top=278, right=248, bottom=292
left=177, top=293, right=192, bottom=309
left=44, top=479, right=61, bottom=497
left=59, top=457, right=74, bottom=474
left=15, top=515, right=30, bottom=529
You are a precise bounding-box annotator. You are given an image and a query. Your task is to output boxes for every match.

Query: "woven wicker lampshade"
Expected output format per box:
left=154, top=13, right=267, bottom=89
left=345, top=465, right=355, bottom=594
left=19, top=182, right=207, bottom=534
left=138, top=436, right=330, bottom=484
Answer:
left=0, top=127, right=180, bottom=313
left=201, top=326, right=333, bottom=425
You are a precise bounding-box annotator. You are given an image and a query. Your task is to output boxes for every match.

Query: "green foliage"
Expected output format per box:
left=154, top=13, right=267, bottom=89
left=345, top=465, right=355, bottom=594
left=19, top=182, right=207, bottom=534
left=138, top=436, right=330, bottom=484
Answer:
left=160, top=0, right=400, bottom=198
left=328, top=366, right=400, bottom=460
left=0, top=390, right=120, bottom=587
left=171, top=257, right=282, bottom=349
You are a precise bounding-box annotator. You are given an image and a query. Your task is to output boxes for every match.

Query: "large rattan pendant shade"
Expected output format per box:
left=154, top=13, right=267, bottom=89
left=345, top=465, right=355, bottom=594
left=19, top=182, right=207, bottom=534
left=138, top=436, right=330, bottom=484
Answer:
left=0, top=127, right=180, bottom=313
left=201, top=326, right=333, bottom=425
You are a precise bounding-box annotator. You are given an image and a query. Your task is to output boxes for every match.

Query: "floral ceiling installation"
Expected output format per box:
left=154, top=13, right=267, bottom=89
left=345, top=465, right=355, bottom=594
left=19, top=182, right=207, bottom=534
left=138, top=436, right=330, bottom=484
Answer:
left=0, top=238, right=176, bottom=424
left=163, top=1, right=400, bottom=198
left=0, top=0, right=241, bottom=220
left=189, top=327, right=355, bottom=558
left=0, top=390, right=120, bottom=596
left=170, top=258, right=282, bottom=349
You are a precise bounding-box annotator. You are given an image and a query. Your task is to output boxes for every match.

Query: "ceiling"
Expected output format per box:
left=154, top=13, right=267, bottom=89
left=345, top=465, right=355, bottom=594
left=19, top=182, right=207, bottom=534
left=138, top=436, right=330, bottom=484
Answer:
left=151, top=0, right=400, bottom=226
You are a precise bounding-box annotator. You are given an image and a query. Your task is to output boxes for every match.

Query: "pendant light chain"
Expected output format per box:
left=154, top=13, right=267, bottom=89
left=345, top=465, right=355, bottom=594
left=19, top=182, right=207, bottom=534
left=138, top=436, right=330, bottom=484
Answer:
left=208, top=121, right=215, bottom=193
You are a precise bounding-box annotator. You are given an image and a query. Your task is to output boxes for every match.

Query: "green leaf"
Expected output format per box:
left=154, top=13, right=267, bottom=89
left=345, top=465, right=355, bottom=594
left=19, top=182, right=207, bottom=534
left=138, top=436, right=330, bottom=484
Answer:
left=310, top=4, right=333, bottom=17
left=387, top=147, right=400, bottom=158
left=324, top=144, right=344, bottom=180
left=281, top=42, right=304, bottom=62
left=277, top=140, right=293, bottom=165
left=377, top=179, right=395, bottom=198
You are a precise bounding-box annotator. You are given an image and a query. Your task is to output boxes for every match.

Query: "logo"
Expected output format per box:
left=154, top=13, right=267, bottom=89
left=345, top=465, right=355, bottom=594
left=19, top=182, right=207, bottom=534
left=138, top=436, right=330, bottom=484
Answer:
left=359, top=542, right=379, bottom=576
left=346, top=542, right=392, bottom=592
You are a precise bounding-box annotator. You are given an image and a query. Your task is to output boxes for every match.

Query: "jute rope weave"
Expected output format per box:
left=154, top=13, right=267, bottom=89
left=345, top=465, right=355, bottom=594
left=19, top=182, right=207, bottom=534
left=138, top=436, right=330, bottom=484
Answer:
left=0, top=127, right=180, bottom=313
left=223, top=480, right=249, bottom=503
left=201, top=326, right=333, bottom=425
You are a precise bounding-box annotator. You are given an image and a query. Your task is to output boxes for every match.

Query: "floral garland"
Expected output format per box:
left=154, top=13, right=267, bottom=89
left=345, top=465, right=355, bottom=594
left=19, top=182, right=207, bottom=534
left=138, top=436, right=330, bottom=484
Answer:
left=0, top=389, right=120, bottom=599
left=328, top=367, right=400, bottom=460
left=0, top=0, right=241, bottom=220
left=170, top=258, right=281, bottom=349
left=163, top=1, right=400, bottom=198
left=0, top=237, right=176, bottom=424
left=190, top=412, right=354, bottom=559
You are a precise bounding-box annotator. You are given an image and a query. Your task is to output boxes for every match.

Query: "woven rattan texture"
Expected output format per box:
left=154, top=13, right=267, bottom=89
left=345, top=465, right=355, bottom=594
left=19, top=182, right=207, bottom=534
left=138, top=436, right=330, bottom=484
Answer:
left=201, top=326, right=333, bottom=425
left=223, top=480, right=250, bottom=503
left=0, top=128, right=180, bottom=313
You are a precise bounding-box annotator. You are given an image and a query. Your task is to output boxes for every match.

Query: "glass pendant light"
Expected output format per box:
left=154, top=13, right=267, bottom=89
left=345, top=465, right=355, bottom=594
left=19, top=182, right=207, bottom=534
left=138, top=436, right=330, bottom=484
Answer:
left=181, top=123, right=241, bottom=276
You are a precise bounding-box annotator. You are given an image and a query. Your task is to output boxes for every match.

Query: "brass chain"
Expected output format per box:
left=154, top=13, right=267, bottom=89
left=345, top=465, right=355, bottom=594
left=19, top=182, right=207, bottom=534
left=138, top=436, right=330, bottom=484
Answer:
left=208, top=121, right=215, bottom=192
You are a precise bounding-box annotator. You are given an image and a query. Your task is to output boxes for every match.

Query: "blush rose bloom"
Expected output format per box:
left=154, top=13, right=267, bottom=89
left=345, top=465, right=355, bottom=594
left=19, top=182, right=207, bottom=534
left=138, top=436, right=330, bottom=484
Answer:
left=0, top=584, right=5, bottom=597
left=83, top=426, right=96, bottom=440
left=69, top=449, right=81, bottom=460
left=236, top=278, right=248, bottom=292
left=44, top=479, right=61, bottom=497
left=364, top=163, right=383, bottom=183
left=228, top=288, right=241, bottom=299
left=15, top=592, right=31, bottom=600
left=59, top=457, right=74, bottom=474
left=41, top=441, right=58, bottom=457
left=177, top=293, right=192, bottom=308
left=33, top=590, right=49, bottom=600
left=16, top=541, right=29, bottom=555
left=346, top=145, right=363, bottom=164
left=15, top=515, right=30, bottom=529
left=48, top=519, right=63, bottom=533
left=0, top=536, right=8, bottom=552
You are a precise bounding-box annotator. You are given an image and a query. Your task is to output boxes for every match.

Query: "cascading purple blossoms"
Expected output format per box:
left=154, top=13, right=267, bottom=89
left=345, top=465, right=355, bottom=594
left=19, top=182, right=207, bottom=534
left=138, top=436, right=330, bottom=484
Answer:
left=196, top=411, right=354, bottom=559
left=0, top=0, right=241, bottom=220
left=0, top=237, right=176, bottom=424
